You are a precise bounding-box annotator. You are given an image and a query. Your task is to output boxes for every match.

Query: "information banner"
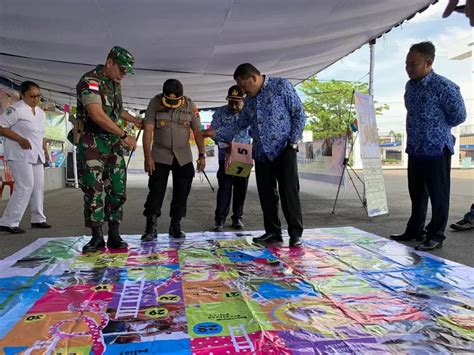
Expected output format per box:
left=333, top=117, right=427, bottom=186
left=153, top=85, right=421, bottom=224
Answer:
left=354, top=92, right=388, bottom=217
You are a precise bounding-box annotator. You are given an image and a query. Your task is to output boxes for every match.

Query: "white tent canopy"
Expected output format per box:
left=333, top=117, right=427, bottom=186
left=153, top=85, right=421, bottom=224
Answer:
left=0, top=0, right=435, bottom=109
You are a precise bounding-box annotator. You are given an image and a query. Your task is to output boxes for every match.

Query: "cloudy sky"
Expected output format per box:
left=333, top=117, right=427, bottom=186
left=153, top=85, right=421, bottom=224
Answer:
left=315, top=1, right=473, bottom=134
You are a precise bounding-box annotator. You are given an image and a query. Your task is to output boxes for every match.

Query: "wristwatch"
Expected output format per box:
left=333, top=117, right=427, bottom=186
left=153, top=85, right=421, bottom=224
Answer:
left=198, top=153, right=206, bottom=158
left=120, top=131, right=128, bottom=140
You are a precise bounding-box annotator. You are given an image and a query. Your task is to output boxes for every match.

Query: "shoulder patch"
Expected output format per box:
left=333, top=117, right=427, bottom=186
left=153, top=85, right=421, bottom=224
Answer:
left=87, top=80, right=99, bottom=92
left=5, top=107, right=15, bottom=115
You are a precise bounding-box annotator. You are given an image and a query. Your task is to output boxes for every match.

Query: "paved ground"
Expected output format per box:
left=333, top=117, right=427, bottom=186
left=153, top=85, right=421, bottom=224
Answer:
left=0, top=169, right=473, bottom=266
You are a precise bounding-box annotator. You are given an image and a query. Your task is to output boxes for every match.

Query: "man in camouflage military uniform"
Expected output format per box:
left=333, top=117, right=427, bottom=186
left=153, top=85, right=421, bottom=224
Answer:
left=141, top=79, right=206, bottom=241
left=76, top=46, right=142, bottom=253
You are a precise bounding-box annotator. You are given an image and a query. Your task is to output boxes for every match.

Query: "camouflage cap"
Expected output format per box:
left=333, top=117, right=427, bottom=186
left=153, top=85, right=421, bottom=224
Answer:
left=108, top=46, right=135, bottom=74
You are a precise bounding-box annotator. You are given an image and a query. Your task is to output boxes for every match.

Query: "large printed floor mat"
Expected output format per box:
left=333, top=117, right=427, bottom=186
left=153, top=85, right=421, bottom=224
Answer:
left=0, top=227, right=473, bottom=354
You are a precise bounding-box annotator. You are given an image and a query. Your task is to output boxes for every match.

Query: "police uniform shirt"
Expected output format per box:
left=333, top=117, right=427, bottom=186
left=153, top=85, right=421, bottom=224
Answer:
left=145, top=94, right=201, bottom=166
left=0, top=100, right=46, bottom=164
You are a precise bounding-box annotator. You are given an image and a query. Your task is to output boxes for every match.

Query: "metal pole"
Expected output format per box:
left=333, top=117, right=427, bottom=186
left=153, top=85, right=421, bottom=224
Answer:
left=362, top=38, right=377, bottom=206
left=72, top=145, right=79, bottom=188
left=126, top=127, right=143, bottom=170
left=201, top=170, right=215, bottom=192
left=368, top=39, right=376, bottom=97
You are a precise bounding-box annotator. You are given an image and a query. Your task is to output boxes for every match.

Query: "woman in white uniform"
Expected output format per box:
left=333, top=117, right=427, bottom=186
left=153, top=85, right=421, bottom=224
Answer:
left=0, top=81, right=51, bottom=234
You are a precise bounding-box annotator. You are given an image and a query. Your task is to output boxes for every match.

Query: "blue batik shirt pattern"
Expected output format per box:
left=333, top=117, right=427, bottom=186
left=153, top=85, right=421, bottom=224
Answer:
left=216, top=76, right=306, bottom=162
left=211, top=105, right=251, bottom=161
left=405, top=70, right=466, bottom=159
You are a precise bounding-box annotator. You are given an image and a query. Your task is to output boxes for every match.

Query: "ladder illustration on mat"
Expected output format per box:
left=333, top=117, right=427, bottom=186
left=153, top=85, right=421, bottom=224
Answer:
left=115, top=279, right=145, bottom=319
left=24, top=337, right=59, bottom=355
left=229, top=277, right=271, bottom=306
left=252, top=291, right=272, bottom=305
left=230, top=277, right=251, bottom=296
left=228, top=324, right=255, bottom=352
left=139, top=244, right=157, bottom=256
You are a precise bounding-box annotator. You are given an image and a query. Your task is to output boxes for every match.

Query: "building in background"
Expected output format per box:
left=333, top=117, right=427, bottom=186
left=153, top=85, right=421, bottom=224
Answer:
left=449, top=35, right=473, bottom=167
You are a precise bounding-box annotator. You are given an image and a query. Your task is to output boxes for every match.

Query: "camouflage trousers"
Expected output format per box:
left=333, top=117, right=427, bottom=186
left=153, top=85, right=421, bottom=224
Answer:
left=77, top=133, right=127, bottom=228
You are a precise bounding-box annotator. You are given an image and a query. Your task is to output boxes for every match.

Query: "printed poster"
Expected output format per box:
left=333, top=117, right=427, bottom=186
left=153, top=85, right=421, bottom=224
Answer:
left=44, top=111, right=68, bottom=142
left=354, top=91, right=389, bottom=217
left=298, top=137, right=347, bottom=186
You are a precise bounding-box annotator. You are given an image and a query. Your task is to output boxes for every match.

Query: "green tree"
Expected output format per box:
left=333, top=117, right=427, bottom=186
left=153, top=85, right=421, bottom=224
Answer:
left=300, top=77, right=389, bottom=140
left=389, top=130, right=402, bottom=142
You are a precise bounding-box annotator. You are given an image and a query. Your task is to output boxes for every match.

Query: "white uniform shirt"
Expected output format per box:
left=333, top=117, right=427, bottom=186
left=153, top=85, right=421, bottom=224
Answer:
left=0, top=100, right=46, bottom=163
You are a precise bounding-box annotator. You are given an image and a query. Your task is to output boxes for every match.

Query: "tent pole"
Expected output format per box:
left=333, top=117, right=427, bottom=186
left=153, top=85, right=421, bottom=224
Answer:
left=368, top=39, right=376, bottom=96
left=356, top=38, right=377, bottom=206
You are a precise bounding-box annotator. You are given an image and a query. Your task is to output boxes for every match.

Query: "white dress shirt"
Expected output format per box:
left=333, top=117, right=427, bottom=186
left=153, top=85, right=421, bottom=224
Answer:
left=0, top=100, right=46, bottom=163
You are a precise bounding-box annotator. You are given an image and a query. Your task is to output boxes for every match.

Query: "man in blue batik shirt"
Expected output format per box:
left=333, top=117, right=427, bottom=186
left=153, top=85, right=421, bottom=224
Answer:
left=211, top=85, right=251, bottom=231
left=204, top=63, right=306, bottom=247
left=390, top=41, right=466, bottom=251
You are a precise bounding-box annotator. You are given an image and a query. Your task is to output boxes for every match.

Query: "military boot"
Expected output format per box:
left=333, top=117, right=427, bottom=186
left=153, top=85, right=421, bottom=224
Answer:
left=169, top=218, right=186, bottom=238
left=141, top=215, right=158, bottom=242
left=82, top=226, right=105, bottom=253
left=107, top=221, right=128, bottom=249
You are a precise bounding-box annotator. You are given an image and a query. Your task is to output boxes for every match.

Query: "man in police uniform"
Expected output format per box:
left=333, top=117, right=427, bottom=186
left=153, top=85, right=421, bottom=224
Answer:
left=141, top=79, right=206, bottom=241
left=76, top=46, right=142, bottom=253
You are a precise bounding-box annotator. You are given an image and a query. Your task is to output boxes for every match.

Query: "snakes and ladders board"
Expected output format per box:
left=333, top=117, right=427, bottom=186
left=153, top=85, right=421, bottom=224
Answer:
left=0, top=227, right=473, bottom=354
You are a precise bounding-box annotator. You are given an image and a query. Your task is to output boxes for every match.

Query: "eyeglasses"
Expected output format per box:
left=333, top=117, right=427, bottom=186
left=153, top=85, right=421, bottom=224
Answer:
left=28, top=94, right=41, bottom=99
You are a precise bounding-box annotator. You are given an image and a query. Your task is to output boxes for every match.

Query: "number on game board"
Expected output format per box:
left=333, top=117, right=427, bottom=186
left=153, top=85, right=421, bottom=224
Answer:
left=24, top=314, right=45, bottom=323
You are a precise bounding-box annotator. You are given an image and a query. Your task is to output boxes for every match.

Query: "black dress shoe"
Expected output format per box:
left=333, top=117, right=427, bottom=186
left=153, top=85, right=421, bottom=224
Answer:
left=0, top=225, right=25, bottom=234
left=141, top=232, right=157, bottom=242
left=231, top=219, right=244, bottom=230
left=415, top=239, right=443, bottom=251
left=31, top=222, right=52, bottom=229
left=252, top=233, right=283, bottom=244
left=450, top=219, right=474, bottom=231
left=213, top=220, right=224, bottom=232
left=289, top=236, right=303, bottom=247
left=390, top=231, right=425, bottom=242
left=141, top=215, right=158, bottom=242
left=169, top=219, right=186, bottom=238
